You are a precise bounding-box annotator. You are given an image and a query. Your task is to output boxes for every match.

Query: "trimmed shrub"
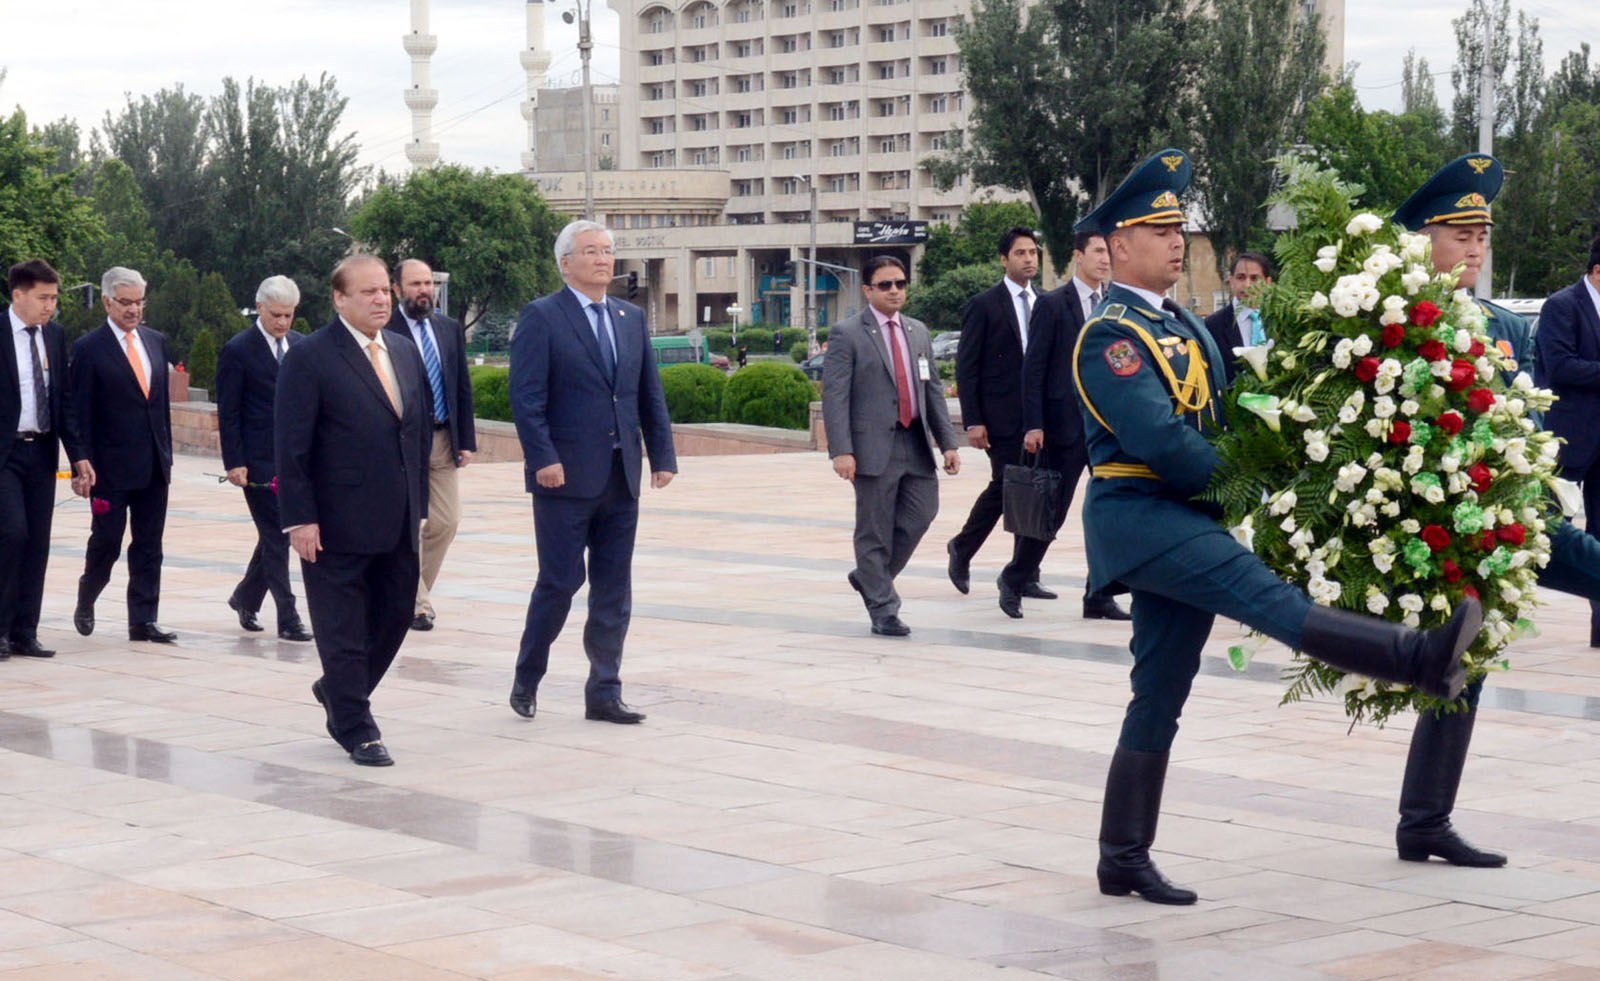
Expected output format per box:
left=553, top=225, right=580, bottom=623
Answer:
left=789, top=341, right=810, bottom=362
left=703, top=328, right=734, bottom=355
left=660, top=363, right=728, bottom=423
left=185, top=328, right=219, bottom=390
left=469, top=365, right=512, bottom=422
left=721, top=361, right=814, bottom=430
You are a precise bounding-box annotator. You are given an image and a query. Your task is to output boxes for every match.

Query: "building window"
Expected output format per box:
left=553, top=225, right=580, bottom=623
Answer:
left=928, top=58, right=947, bottom=75
left=877, top=26, right=895, bottom=42
left=734, top=112, right=752, bottom=127
left=828, top=176, right=846, bottom=192
left=601, top=133, right=611, bottom=147
left=781, top=108, right=799, bottom=124
left=929, top=94, right=948, bottom=113
left=929, top=19, right=949, bottom=37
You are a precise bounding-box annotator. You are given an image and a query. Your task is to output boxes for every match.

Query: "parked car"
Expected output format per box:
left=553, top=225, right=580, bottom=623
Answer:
left=1497, top=297, right=1545, bottom=335
left=931, top=331, right=961, bottom=359
left=801, top=353, right=826, bottom=380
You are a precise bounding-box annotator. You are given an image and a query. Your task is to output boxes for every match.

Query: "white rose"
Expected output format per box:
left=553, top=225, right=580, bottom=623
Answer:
left=1380, top=295, right=1408, bottom=325
left=1400, top=399, right=1420, bottom=416
left=1364, top=418, right=1386, bottom=438
left=1400, top=518, right=1421, bottom=534
left=1313, top=245, right=1340, bottom=273
left=1399, top=233, right=1429, bottom=263
left=1366, top=590, right=1390, bottom=614
left=1453, top=329, right=1472, bottom=354
left=1382, top=501, right=1401, bottom=517
left=1373, top=396, right=1396, bottom=418
left=1290, top=403, right=1317, bottom=423
left=1351, top=334, right=1374, bottom=356
left=1398, top=594, right=1424, bottom=613
left=1331, top=338, right=1354, bottom=368
left=1330, top=288, right=1361, bottom=319
left=1401, top=267, right=1431, bottom=295
left=1346, top=213, right=1384, bottom=237
left=1335, top=462, right=1368, bottom=492
left=1372, top=551, right=1396, bottom=573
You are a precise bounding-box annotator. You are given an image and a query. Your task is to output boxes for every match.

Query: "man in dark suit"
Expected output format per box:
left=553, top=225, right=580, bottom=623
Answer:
left=1, top=260, right=92, bottom=659
left=276, top=254, right=431, bottom=767
left=385, top=258, right=476, bottom=632
left=509, top=220, right=677, bottom=724
left=1535, top=233, right=1600, bottom=646
left=823, top=255, right=961, bottom=636
left=1020, top=231, right=1129, bottom=621
left=70, top=266, right=177, bottom=643
left=1202, top=252, right=1275, bottom=385
left=216, top=275, right=312, bottom=642
left=950, top=227, right=1048, bottom=618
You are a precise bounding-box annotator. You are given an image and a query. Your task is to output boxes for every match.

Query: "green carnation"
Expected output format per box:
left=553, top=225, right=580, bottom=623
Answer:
left=1452, top=502, right=1485, bottom=534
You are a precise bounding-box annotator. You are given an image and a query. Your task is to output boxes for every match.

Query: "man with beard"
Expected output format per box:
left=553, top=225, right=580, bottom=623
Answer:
left=386, top=259, right=476, bottom=632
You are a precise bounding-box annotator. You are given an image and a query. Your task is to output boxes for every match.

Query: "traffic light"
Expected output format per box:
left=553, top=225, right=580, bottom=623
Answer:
left=627, top=271, right=639, bottom=300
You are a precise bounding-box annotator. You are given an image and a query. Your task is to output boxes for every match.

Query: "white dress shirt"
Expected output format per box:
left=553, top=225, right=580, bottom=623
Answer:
left=342, top=319, right=403, bottom=415
left=109, top=320, right=153, bottom=386
left=257, top=320, right=288, bottom=361
left=1072, top=276, right=1102, bottom=322
left=1584, top=276, right=1600, bottom=326
left=1004, top=277, right=1034, bottom=352
left=9, top=308, right=50, bottom=432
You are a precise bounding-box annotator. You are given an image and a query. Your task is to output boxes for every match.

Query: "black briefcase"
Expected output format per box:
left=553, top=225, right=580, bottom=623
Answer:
left=1002, top=453, right=1065, bottom=542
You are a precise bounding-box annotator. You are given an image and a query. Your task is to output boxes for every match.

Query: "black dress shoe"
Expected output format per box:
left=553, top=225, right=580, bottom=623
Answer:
left=349, top=741, right=394, bottom=766
left=74, top=602, right=94, bottom=636
left=509, top=685, right=536, bottom=719
left=227, top=595, right=263, bottom=632
left=410, top=613, right=434, bottom=631
left=870, top=614, right=911, bottom=636
left=9, top=637, right=54, bottom=658
left=278, top=621, right=313, bottom=642
left=997, top=577, right=1023, bottom=619
left=585, top=699, right=646, bottom=724
left=947, top=541, right=970, bottom=595
left=128, top=622, right=177, bottom=643
left=1083, top=595, right=1132, bottom=621
left=311, top=679, right=336, bottom=738
left=1397, top=827, right=1507, bottom=867
left=1021, top=582, right=1058, bottom=600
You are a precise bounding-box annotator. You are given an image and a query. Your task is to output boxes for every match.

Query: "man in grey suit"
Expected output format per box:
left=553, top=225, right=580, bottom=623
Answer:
left=823, top=255, right=961, bottom=636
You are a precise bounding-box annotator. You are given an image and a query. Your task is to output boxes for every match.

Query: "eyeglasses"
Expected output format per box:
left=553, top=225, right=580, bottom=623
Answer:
left=575, top=247, right=615, bottom=259
left=870, top=279, right=908, bottom=292
left=109, top=297, right=147, bottom=308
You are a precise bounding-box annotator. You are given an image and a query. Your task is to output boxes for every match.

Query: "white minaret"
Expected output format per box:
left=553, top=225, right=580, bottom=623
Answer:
left=520, top=0, right=553, bottom=173
left=403, top=0, right=440, bottom=168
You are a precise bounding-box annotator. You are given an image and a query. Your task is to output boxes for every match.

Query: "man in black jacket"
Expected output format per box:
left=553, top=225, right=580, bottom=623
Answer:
left=1202, top=252, right=1274, bottom=386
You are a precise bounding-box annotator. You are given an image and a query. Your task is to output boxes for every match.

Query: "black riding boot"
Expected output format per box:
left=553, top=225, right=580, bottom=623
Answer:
left=1397, top=701, right=1507, bottom=867
left=1299, top=599, right=1479, bottom=699
left=1096, top=746, right=1197, bottom=905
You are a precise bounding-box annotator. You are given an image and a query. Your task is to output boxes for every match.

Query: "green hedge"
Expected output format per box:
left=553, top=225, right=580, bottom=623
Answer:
left=721, top=361, right=813, bottom=430
left=659, top=363, right=728, bottom=423
left=789, top=342, right=810, bottom=362
left=470, top=365, right=512, bottom=422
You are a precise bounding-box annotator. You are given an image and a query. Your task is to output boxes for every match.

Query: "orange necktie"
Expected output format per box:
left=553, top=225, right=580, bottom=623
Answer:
left=124, top=330, right=149, bottom=399
left=368, top=341, right=401, bottom=414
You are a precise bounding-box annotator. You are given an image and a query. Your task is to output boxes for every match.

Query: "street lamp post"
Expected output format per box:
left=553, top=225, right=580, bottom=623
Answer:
left=563, top=2, right=596, bottom=221
left=797, top=174, right=819, bottom=355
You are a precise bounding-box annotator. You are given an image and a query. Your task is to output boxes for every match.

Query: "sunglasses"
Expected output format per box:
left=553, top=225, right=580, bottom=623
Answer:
left=870, top=279, right=908, bottom=292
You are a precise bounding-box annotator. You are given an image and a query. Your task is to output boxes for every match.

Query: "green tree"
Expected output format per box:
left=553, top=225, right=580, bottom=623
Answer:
left=928, top=0, right=1191, bottom=273
left=1496, top=99, right=1600, bottom=297
left=186, top=327, right=218, bottom=390
left=903, top=263, right=998, bottom=335
left=1187, top=0, right=1326, bottom=279
left=1302, top=80, right=1452, bottom=212
left=0, top=108, right=105, bottom=277
left=98, top=86, right=212, bottom=264
left=350, top=164, right=564, bottom=329
left=917, top=200, right=1040, bottom=286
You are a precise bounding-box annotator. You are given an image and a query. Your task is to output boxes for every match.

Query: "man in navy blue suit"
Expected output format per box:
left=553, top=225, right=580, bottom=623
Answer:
left=216, top=275, right=312, bottom=642
left=1535, top=233, right=1600, bottom=645
left=71, top=266, right=177, bottom=643
left=508, top=219, right=677, bottom=724
left=276, top=255, right=431, bottom=767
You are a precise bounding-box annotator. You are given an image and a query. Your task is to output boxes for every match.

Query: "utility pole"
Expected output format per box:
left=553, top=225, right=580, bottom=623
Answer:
left=807, top=177, right=819, bottom=355
left=1477, top=1, right=1495, bottom=299
left=563, top=1, right=595, bottom=220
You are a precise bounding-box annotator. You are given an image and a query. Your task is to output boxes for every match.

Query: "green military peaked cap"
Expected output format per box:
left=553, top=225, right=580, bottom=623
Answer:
left=1074, top=148, right=1192, bottom=237
left=1392, top=154, right=1504, bottom=230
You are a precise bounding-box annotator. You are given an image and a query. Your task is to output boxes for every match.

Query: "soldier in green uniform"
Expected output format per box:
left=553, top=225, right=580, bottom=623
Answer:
left=1074, top=149, right=1485, bottom=906
left=1388, top=155, right=1600, bottom=868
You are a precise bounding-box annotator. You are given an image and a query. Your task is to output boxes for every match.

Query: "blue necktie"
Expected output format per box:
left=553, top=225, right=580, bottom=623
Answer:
left=417, top=319, right=448, bottom=423
left=1248, top=309, right=1265, bottom=345
left=590, top=302, right=617, bottom=381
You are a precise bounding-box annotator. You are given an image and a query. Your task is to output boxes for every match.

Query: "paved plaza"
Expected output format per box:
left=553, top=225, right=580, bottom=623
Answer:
left=3, top=449, right=1599, bottom=980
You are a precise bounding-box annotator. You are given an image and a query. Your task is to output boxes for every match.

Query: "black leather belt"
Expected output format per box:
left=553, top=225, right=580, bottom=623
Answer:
left=433, top=420, right=448, bottom=430
left=16, top=432, right=45, bottom=442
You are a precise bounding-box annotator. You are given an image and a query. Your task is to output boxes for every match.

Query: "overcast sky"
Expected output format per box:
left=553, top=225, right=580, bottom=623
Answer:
left=3, top=1, right=1598, bottom=177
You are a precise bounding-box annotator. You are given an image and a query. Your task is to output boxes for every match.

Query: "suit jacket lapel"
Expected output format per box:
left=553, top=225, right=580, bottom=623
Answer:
left=137, top=326, right=166, bottom=403
left=1, top=321, right=18, bottom=396
left=861, top=309, right=896, bottom=380
left=605, top=298, right=634, bottom=387
left=253, top=327, right=280, bottom=378
left=333, top=324, right=400, bottom=419
left=560, top=290, right=611, bottom=381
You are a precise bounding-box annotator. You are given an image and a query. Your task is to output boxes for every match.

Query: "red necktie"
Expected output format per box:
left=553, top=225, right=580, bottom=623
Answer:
left=887, top=319, right=914, bottom=428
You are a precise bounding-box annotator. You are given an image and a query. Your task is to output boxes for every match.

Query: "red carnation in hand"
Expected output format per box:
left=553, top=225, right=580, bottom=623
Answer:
left=1381, top=323, right=1406, bottom=348
left=1421, top=524, right=1452, bottom=553
left=1466, top=462, right=1492, bottom=494
left=1442, top=559, right=1464, bottom=583
left=1462, top=584, right=1480, bottom=600
left=1468, top=340, right=1486, bottom=357
left=1411, top=301, right=1443, bottom=326
left=1476, top=530, right=1498, bottom=551
left=1389, top=420, right=1412, bottom=444
left=1447, top=359, right=1477, bottom=391
left=1436, top=411, right=1465, bottom=435
left=1418, top=339, right=1450, bottom=362
left=1354, top=356, right=1381, bottom=383
left=1466, top=388, right=1496, bottom=414
left=91, top=497, right=111, bottom=516
left=1497, top=523, right=1527, bottom=545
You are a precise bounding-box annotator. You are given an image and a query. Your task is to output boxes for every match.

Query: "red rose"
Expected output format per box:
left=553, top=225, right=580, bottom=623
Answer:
left=1447, top=359, right=1477, bottom=391
left=1466, top=462, right=1492, bottom=494
left=91, top=497, right=111, bottom=516
left=1420, top=524, right=1451, bottom=553
left=1442, top=559, right=1463, bottom=583
left=1468, top=340, right=1486, bottom=357
left=1389, top=420, right=1412, bottom=444
left=1497, top=523, right=1527, bottom=545
left=269, top=476, right=279, bottom=495
left=1381, top=323, right=1406, bottom=348
left=1436, top=411, right=1465, bottom=435
left=1466, top=388, right=1496, bottom=414
left=1462, top=584, right=1479, bottom=599
left=1418, top=339, right=1449, bottom=362
left=1476, top=530, right=1498, bottom=552
left=1411, top=301, right=1442, bottom=327
left=1354, top=356, right=1380, bottom=383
